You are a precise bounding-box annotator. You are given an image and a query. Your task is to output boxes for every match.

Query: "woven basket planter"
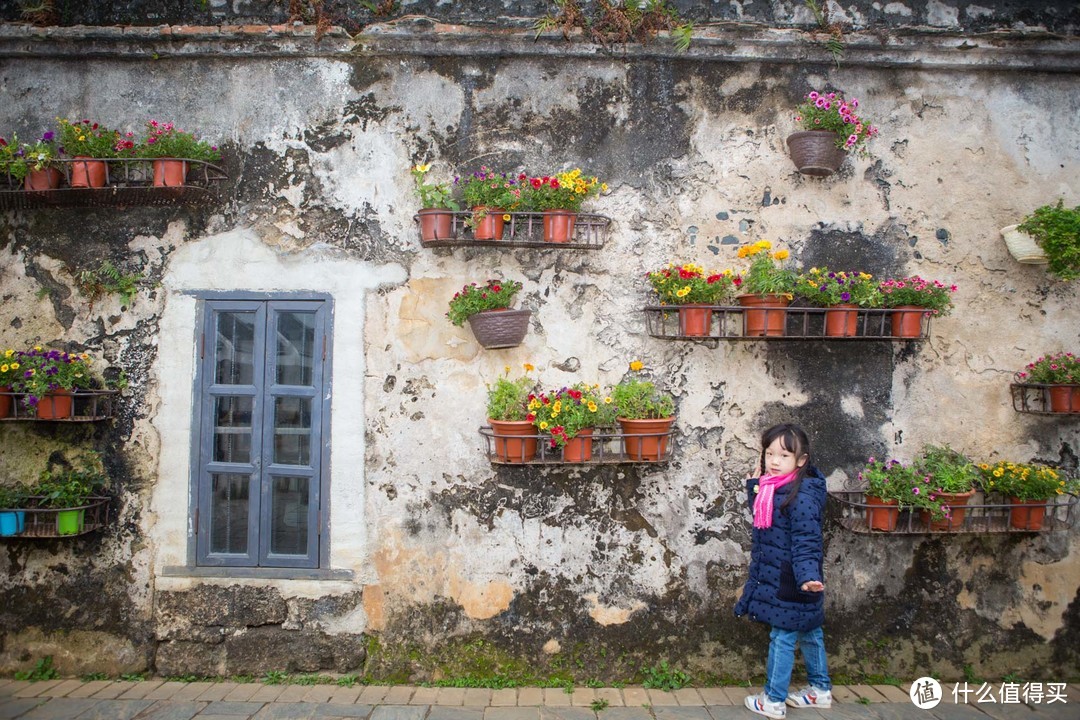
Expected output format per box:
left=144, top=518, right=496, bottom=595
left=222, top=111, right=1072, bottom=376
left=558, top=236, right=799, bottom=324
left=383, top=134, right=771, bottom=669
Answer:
left=787, top=131, right=846, bottom=177
left=1000, top=225, right=1048, bottom=264
left=467, top=309, right=531, bottom=349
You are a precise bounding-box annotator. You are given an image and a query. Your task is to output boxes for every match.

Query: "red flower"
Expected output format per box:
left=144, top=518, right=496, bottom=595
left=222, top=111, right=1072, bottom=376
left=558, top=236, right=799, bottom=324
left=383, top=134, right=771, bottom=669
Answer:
left=531, top=177, right=542, bottom=189
left=526, top=413, right=535, bottom=422
left=550, top=179, right=560, bottom=189
left=492, top=285, right=502, bottom=292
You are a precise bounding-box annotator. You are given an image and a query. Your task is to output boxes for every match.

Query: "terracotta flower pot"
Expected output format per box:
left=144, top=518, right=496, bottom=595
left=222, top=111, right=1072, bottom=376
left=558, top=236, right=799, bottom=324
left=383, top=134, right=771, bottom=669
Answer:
left=786, top=130, right=846, bottom=177
left=920, top=490, right=974, bottom=531
left=34, top=392, right=74, bottom=420
left=418, top=208, right=454, bottom=242
left=471, top=207, right=506, bottom=241
left=488, top=419, right=538, bottom=463
left=890, top=306, right=925, bottom=338
left=1008, top=497, right=1048, bottom=531
left=152, top=158, right=189, bottom=187
left=70, top=157, right=108, bottom=188
left=561, top=428, right=594, bottom=463
left=738, top=294, right=789, bottom=337
left=864, top=495, right=899, bottom=532
left=618, top=417, right=675, bottom=461
left=824, top=304, right=860, bottom=337
left=24, top=168, right=63, bottom=191
left=1047, top=385, right=1080, bottom=413
left=678, top=305, right=713, bottom=337
left=0, top=385, right=10, bottom=418
left=542, top=210, right=577, bottom=243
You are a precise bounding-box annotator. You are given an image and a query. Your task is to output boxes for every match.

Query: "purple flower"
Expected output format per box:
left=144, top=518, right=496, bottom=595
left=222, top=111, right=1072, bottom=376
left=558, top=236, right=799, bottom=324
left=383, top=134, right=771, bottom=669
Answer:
left=912, top=487, right=920, bottom=495
left=41, top=131, right=54, bottom=142
left=840, top=292, right=851, bottom=302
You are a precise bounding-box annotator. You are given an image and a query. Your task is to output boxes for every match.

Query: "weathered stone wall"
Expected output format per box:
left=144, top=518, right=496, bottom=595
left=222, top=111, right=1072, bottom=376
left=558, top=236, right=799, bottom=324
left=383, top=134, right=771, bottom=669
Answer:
left=0, top=22, right=1078, bottom=682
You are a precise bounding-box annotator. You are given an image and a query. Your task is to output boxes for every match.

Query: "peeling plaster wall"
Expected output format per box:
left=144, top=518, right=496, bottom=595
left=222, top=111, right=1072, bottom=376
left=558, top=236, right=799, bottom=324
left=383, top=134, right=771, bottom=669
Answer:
left=0, top=27, right=1078, bottom=681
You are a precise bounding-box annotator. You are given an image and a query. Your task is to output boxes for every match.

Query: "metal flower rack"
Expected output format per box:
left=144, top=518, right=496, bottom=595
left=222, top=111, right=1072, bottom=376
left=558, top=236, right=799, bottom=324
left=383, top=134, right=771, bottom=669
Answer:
left=0, top=159, right=227, bottom=209
left=0, top=497, right=111, bottom=538
left=829, top=491, right=1078, bottom=535
left=479, top=426, right=676, bottom=465
left=0, top=390, right=119, bottom=422
left=644, top=306, right=932, bottom=340
left=415, top=211, right=611, bottom=249
left=1010, top=382, right=1080, bottom=415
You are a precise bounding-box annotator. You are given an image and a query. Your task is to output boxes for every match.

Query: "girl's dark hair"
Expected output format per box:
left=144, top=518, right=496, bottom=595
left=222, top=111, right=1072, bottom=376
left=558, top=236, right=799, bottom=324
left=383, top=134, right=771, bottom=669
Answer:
left=760, top=423, right=812, bottom=510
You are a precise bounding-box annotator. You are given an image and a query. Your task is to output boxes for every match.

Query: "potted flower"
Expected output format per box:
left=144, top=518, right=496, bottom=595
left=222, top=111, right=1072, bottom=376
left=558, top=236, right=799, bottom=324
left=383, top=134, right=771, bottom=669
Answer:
left=646, top=262, right=738, bottom=337
left=486, top=364, right=539, bottom=463
left=0, top=484, right=29, bottom=537
left=979, top=461, right=1074, bottom=531
left=412, top=163, right=460, bottom=241
left=0, top=348, right=19, bottom=418
left=56, top=118, right=120, bottom=188
left=735, top=240, right=796, bottom=336
left=787, top=90, right=878, bottom=177
left=1014, top=200, right=1080, bottom=280
left=912, top=445, right=978, bottom=531
left=858, top=457, right=914, bottom=531
left=795, top=267, right=882, bottom=337
left=447, top=279, right=529, bottom=349
left=6, top=346, right=96, bottom=419
left=878, top=276, right=957, bottom=338
left=520, top=169, right=607, bottom=242
left=2, top=131, right=63, bottom=190
left=135, top=120, right=221, bottom=187
left=1015, top=352, right=1080, bottom=413
left=33, top=458, right=108, bottom=536
left=611, top=360, right=675, bottom=461
left=457, top=167, right=522, bottom=241
left=531, top=382, right=616, bottom=462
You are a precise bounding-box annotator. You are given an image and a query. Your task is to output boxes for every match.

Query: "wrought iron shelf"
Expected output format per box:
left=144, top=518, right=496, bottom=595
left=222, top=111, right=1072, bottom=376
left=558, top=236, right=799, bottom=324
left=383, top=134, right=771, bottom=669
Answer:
left=829, top=491, right=1077, bottom=535
left=479, top=426, right=675, bottom=465
left=0, top=496, right=111, bottom=539
left=0, top=390, right=119, bottom=422
left=0, top=158, right=227, bottom=209
left=1010, top=382, right=1080, bottom=416
left=416, top=211, right=610, bottom=249
left=644, top=305, right=932, bottom=341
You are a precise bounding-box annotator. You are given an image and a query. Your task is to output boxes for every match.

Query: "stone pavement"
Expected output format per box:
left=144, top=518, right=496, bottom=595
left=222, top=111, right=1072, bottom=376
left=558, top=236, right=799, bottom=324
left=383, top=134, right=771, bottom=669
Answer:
left=1, top=680, right=1077, bottom=720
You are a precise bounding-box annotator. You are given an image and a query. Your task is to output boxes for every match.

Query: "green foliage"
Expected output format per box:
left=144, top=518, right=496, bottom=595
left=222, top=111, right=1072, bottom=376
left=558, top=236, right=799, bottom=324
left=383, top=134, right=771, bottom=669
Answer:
left=429, top=674, right=522, bottom=689
left=446, top=279, right=523, bottom=327
left=611, top=376, right=674, bottom=420
left=803, top=0, right=844, bottom=67
left=878, top=276, right=956, bottom=316
left=120, top=672, right=146, bottom=681
left=519, top=169, right=604, bottom=212
left=4, top=346, right=97, bottom=406
left=978, top=461, right=1075, bottom=501
left=640, top=660, right=691, bottom=690
left=459, top=167, right=521, bottom=209
left=486, top=365, right=538, bottom=421
left=794, top=268, right=882, bottom=308
left=736, top=241, right=796, bottom=296
left=35, top=454, right=108, bottom=509
left=536, top=0, right=692, bottom=53
left=859, top=457, right=916, bottom=503
left=57, top=118, right=119, bottom=158
left=411, top=163, right=459, bottom=210
left=532, top=382, right=617, bottom=446
left=915, top=445, right=978, bottom=494
left=136, top=120, right=221, bottom=162
left=1018, top=352, right=1080, bottom=384
left=336, top=674, right=361, bottom=687
left=647, top=262, right=737, bottom=305
left=80, top=672, right=109, bottom=681
left=1018, top=200, right=1080, bottom=281
left=15, top=656, right=59, bottom=682
left=76, top=260, right=145, bottom=309
left=263, top=670, right=289, bottom=685
left=591, top=698, right=610, bottom=711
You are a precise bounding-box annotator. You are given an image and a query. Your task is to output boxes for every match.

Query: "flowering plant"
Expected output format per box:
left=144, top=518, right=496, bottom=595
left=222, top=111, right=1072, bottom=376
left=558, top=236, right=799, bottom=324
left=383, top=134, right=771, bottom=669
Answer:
left=914, top=445, right=978, bottom=494
left=487, top=364, right=538, bottom=421
left=1016, top=352, right=1080, bottom=384
left=56, top=118, right=120, bottom=158
left=859, top=457, right=916, bottom=502
left=411, top=163, right=459, bottom=210
left=457, top=167, right=522, bottom=209
left=520, top=169, right=607, bottom=212
left=446, top=279, right=523, bottom=327
left=978, top=461, right=1073, bottom=501
left=878, top=276, right=956, bottom=316
left=135, top=120, right=221, bottom=162
left=736, top=240, right=796, bottom=296
left=5, top=346, right=95, bottom=409
left=794, top=90, right=878, bottom=155
left=530, top=382, right=616, bottom=446
left=795, top=267, right=882, bottom=307
left=647, top=263, right=738, bottom=305
left=1017, top=200, right=1080, bottom=281
left=1, top=131, right=61, bottom=180
left=611, top=361, right=674, bottom=420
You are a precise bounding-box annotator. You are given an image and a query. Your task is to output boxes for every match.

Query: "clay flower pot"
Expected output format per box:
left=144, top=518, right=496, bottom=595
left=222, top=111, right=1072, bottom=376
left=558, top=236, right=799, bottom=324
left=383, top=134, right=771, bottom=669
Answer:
left=34, top=392, right=74, bottom=420
left=418, top=209, right=455, bottom=242
left=864, top=495, right=899, bottom=532
left=890, top=306, right=926, bottom=338
left=824, top=304, right=859, bottom=337
left=70, top=157, right=108, bottom=188
left=738, top=294, right=790, bottom=337
left=1047, top=385, right=1080, bottom=413
left=152, top=158, right=189, bottom=187
left=920, top=490, right=974, bottom=531
left=678, top=305, right=713, bottom=337
left=1008, top=498, right=1048, bottom=531
left=618, top=417, right=674, bottom=461
left=471, top=207, right=506, bottom=241
left=561, top=428, right=594, bottom=462
left=488, top=419, right=538, bottom=463
left=542, top=210, right=577, bottom=243
left=24, top=168, right=63, bottom=191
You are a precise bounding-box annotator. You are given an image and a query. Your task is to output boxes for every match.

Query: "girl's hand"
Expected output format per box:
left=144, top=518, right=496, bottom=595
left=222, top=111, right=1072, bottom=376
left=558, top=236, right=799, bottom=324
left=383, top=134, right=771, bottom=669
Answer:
left=801, top=581, right=824, bottom=592
left=747, top=461, right=762, bottom=479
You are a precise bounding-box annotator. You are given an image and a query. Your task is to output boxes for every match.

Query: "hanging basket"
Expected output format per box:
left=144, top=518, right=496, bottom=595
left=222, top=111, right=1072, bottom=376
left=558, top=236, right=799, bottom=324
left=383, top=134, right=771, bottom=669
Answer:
left=1000, top=225, right=1048, bottom=265
left=467, top=309, right=531, bottom=349
left=786, top=131, right=846, bottom=177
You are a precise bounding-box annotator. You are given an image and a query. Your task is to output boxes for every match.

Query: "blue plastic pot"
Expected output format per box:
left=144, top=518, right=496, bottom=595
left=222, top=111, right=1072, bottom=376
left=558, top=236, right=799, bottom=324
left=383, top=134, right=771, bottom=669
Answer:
left=0, top=511, right=26, bottom=536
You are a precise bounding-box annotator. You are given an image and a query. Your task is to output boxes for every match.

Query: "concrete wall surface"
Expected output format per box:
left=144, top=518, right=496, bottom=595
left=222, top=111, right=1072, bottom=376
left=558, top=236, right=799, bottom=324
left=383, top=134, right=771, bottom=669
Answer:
left=0, top=23, right=1078, bottom=683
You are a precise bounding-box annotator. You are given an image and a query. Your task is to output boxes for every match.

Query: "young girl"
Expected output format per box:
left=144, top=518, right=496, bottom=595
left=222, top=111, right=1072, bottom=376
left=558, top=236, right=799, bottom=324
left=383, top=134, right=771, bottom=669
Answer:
left=735, top=423, right=832, bottom=719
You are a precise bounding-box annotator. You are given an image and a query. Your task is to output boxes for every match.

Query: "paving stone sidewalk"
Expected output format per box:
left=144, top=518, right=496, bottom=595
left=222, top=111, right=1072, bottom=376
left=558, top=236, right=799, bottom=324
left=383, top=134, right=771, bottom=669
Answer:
left=0, top=681, right=1076, bottom=720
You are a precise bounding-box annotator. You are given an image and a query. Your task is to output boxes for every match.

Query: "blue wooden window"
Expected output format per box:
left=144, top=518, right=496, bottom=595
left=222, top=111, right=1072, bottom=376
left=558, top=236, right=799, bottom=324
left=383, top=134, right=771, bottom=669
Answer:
left=194, top=299, right=329, bottom=568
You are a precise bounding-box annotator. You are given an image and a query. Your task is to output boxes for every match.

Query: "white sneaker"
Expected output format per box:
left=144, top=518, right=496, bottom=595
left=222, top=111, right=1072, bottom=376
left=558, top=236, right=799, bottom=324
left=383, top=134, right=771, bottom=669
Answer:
left=786, top=686, right=833, bottom=708
left=745, top=692, right=787, bottom=719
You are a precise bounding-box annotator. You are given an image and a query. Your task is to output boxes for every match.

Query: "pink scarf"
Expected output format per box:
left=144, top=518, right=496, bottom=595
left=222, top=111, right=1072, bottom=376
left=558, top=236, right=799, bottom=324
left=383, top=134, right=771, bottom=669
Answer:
left=753, top=471, right=799, bottom=529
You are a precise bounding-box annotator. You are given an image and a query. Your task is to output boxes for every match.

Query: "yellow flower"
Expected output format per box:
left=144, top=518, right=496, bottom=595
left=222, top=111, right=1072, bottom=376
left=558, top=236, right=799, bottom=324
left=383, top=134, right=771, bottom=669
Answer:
left=810, top=267, right=820, bottom=275
left=604, top=396, right=612, bottom=404
left=553, top=400, right=562, bottom=413
left=79, top=353, right=89, bottom=360
left=629, top=360, right=644, bottom=372
left=587, top=401, right=598, bottom=412
left=78, top=135, right=86, bottom=142
left=600, top=183, right=608, bottom=192
left=3, top=349, right=12, bottom=357
left=539, top=421, right=549, bottom=430
left=504, top=365, right=511, bottom=374
left=523, top=363, right=534, bottom=372
left=737, top=247, right=749, bottom=259
left=676, top=286, right=691, bottom=297
left=774, top=250, right=789, bottom=260
left=993, top=468, right=1004, bottom=477
left=33, top=345, right=42, bottom=351
left=9, top=362, right=17, bottom=370
left=413, top=163, right=431, bottom=173
left=0, top=364, right=6, bottom=373
left=502, top=214, right=511, bottom=221
left=979, top=463, right=989, bottom=470
left=807, top=281, right=818, bottom=289
left=755, top=240, right=772, bottom=249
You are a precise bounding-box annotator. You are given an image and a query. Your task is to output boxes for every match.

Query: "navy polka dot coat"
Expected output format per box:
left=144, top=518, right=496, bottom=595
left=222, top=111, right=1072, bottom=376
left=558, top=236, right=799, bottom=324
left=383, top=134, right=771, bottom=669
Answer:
left=734, top=466, right=827, bottom=632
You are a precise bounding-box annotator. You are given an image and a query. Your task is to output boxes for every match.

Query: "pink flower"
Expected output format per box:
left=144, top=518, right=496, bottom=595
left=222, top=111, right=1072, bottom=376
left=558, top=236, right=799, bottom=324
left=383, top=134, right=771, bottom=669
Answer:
left=808, top=91, right=819, bottom=101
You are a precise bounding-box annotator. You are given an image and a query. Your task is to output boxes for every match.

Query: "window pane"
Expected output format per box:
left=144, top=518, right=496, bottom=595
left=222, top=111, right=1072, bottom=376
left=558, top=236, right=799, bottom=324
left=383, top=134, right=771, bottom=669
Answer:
left=273, top=396, right=311, bottom=466
left=210, top=473, right=250, bottom=554
left=276, top=313, right=315, bottom=386
left=213, top=396, right=253, bottom=463
left=270, top=476, right=309, bottom=556
left=215, top=312, right=256, bottom=385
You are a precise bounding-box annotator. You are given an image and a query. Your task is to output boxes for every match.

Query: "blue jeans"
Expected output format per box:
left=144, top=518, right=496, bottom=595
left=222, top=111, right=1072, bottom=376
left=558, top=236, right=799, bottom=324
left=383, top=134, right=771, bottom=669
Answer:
left=765, top=625, right=831, bottom=703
